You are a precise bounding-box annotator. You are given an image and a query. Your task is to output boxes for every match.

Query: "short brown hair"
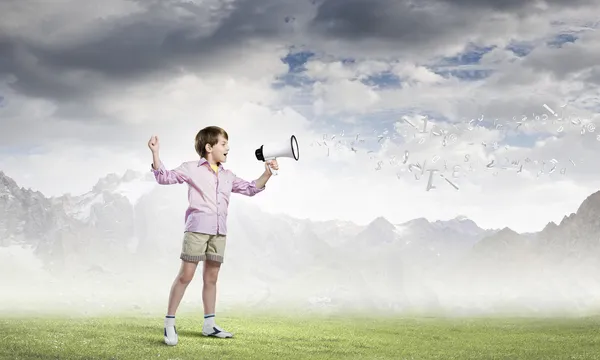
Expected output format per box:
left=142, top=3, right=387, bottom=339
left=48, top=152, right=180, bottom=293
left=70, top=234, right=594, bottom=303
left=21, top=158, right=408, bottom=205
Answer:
left=195, top=126, right=229, bottom=158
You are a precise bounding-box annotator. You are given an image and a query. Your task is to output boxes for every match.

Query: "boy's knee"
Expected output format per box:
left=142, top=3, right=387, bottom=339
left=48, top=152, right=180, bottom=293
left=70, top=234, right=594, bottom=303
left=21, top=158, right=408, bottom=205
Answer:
left=178, top=273, right=194, bottom=285
left=203, top=265, right=220, bottom=285
left=203, top=277, right=217, bottom=286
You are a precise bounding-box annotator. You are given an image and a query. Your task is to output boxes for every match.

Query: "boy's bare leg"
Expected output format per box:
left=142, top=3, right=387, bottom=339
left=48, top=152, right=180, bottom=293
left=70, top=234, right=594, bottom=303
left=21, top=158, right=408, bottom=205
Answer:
left=164, top=260, right=198, bottom=346
left=201, top=260, right=232, bottom=337
left=202, top=260, right=221, bottom=315
left=167, top=260, right=199, bottom=315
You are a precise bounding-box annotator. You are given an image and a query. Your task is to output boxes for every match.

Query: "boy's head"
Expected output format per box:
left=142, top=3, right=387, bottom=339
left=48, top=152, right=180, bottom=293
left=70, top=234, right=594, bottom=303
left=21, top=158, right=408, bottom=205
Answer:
left=195, top=126, right=229, bottom=164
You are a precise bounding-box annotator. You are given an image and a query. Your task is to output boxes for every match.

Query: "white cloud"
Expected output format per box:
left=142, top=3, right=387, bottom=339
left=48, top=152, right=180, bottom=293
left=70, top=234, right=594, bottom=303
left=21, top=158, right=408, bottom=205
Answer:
left=392, top=62, right=446, bottom=84
left=312, top=78, right=380, bottom=115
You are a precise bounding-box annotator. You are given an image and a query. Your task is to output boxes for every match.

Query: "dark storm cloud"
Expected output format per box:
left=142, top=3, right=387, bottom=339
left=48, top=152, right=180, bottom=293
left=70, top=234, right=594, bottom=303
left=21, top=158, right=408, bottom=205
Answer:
left=4, top=0, right=577, bottom=102
left=308, top=0, right=471, bottom=44
left=0, top=37, right=95, bottom=101
left=436, top=0, right=596, bottom=10
left=0, top=0, right=302, bottom=103
left=1, top=0, right=598, bottom=106
left=1, top=18, right=211, bottom=101
left=307, top=0, right=596, bottom=44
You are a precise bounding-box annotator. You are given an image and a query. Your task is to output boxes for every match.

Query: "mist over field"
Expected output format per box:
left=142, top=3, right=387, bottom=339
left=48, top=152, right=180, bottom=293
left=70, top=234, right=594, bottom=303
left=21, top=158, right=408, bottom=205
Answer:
left=3, top=170, right=600, bottom=318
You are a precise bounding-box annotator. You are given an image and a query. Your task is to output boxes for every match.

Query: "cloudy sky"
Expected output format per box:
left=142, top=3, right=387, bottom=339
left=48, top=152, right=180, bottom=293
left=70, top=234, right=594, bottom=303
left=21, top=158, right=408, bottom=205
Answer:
left=1, top=0, right=600, bottom=232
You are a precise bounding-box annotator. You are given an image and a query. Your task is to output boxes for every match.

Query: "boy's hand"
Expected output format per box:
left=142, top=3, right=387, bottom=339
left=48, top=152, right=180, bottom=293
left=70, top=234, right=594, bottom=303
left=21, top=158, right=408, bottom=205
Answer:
left=265, top=159, right=279, bottom=173
left=148, top=135, right=160, bottom=153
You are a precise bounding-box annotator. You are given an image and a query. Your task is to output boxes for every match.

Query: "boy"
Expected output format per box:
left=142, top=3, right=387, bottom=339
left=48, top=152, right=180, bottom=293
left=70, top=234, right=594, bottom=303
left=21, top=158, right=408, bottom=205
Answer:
left=147, top=126, right=278, bottom=346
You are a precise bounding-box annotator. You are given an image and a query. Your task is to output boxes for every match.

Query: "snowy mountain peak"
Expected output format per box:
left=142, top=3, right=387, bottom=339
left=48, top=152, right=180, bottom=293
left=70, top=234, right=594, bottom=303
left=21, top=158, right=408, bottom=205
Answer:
left=0, top=171, right=19, bottom=193
left=0, top=171, right=46, bottom=200
left=455, top=214, right=469, bottom=221
left=92, top=170, right=147, bottom=193
left=368, top=216, right=396, bottom=231
left=541, top=221, right=559, bottom=233
left=91, top=174, right=119, bottom=193
left=53, top=169, right=159, bottom=222
left=575, top=190, right=600, bottom=224
left=497, top=227, right=519, bottom=237
left=351, top=216, right=399, bottom=246
left=122, top=169, right=140, bottom=182
left=432, top=216, right=483, bottom=236
left=403, top=217, right=430, bottom=228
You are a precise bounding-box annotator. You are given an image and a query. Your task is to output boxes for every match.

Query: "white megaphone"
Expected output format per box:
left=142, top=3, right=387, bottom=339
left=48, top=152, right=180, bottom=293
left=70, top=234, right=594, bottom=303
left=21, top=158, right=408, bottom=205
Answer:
left=255, top=135, right=299, bottom=176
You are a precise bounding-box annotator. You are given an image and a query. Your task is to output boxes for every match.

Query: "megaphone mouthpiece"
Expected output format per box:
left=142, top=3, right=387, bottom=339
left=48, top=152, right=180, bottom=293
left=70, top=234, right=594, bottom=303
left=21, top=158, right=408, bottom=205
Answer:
left=254, top=145, right=265, bottom=161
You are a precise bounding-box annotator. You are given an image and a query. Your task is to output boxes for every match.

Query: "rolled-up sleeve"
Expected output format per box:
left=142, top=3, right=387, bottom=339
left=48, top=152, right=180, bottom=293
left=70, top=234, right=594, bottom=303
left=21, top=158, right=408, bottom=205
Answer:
left=151, top=162, right=189, bottom=185
left=231, top=174, right=265, bottom=196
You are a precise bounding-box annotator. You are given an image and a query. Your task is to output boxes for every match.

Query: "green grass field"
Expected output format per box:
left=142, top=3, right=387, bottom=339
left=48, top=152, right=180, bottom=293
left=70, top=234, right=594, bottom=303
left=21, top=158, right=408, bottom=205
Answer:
left=2, top=310, right=600, bottom=359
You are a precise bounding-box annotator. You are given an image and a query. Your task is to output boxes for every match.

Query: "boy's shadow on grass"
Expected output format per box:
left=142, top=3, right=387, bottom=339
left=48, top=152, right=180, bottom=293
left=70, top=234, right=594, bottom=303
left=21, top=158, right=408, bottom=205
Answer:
left=176, top=329, right=206, bottom=338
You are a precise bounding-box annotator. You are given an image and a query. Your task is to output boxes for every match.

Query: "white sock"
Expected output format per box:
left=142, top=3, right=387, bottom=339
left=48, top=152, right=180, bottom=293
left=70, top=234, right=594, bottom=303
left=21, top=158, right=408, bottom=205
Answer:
left=164, top=315, right=178, bottom=346
left=165, top=315, right=176, bottom=327
left=204, top=313, right=215, bottom=327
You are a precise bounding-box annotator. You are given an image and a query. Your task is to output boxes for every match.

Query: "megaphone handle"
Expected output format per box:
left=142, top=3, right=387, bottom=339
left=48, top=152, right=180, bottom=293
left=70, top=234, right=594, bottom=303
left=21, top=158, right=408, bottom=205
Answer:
left=266, top=158, right=278, bottom=176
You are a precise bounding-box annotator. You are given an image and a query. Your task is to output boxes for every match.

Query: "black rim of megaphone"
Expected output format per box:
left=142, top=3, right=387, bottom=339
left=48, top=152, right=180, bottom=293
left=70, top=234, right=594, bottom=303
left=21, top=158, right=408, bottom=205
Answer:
left=291, top=135, right=299, bottom=161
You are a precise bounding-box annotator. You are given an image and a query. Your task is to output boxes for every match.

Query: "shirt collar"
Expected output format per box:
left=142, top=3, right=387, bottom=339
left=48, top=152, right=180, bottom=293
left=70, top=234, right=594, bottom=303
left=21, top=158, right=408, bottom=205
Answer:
left=198, top=157, right=224, bottom=169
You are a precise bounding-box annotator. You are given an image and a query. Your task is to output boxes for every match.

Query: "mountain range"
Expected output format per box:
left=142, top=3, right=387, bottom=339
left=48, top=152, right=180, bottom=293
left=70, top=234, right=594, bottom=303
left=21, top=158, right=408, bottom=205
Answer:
left=2, top=169, right=600, bottom=315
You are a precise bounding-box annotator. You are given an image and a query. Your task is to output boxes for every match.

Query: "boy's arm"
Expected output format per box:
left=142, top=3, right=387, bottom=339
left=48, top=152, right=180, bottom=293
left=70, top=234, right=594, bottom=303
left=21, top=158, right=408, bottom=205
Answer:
left=151, top=153, right=189, bottom=185
left=254, top=168, right=272, bottom=189
left=231, top=169, right=270, bottom=196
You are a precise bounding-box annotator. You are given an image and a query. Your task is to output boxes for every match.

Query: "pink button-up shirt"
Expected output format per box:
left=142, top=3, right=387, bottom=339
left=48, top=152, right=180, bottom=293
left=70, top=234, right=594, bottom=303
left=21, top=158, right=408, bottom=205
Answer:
left=151, top=158, right=265, bottom=235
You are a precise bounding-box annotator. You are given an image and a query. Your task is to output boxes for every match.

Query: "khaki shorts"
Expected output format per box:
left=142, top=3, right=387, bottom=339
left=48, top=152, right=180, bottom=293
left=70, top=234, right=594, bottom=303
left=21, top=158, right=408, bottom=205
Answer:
left=180, top=231, right=227, bottom=263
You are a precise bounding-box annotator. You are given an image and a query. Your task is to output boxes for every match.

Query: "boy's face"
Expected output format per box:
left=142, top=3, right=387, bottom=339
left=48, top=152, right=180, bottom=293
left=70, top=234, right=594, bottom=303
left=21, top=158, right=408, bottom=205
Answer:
left=208, top=135, right=229, bottom=163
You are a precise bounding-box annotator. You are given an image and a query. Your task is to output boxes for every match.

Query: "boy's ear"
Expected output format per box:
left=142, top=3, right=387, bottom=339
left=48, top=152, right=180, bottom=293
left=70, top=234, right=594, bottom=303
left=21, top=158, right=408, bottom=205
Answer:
left=205, top=143, right=212, bottom=153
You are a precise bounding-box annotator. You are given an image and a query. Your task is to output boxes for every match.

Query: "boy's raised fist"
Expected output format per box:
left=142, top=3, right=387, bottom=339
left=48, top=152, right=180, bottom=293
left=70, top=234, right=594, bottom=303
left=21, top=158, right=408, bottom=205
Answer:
left=148, top=135, right=160, bottom=152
